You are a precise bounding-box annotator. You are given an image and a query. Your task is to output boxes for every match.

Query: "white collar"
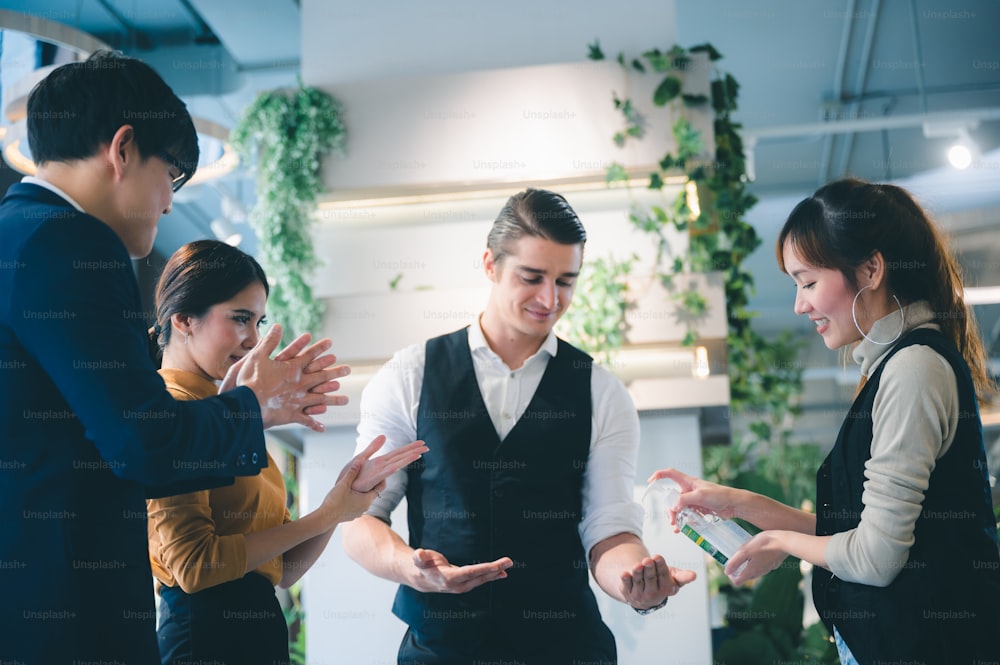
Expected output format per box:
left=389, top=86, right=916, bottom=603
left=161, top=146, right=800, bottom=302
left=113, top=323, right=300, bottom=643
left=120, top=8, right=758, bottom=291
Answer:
left=467, top=314, right=559, bottom=362
left=22, top=176, right=86, bottom=213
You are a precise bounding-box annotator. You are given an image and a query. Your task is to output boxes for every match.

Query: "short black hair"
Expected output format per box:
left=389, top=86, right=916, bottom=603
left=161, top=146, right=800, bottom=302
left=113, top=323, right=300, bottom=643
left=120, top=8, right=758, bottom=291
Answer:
left=27, top=50, right=198, bottom=174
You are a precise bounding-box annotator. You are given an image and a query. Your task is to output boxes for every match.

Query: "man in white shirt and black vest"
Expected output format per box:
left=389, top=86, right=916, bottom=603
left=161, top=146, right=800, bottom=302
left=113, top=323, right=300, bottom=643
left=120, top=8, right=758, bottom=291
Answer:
left=342, top=188, right=695, bottom=665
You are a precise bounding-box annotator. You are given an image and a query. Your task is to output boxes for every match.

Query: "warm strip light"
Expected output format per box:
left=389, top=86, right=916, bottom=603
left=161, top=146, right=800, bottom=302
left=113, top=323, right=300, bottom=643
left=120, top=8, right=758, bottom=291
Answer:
left=4, top=138, right=36, bottom=175
left=316, top=173, right=689, bottom=210
left=188, top=142, right=239, bottom=186
left=693, top=345, right=710, bottom=379
left=685, top=179, right=701, bottom=219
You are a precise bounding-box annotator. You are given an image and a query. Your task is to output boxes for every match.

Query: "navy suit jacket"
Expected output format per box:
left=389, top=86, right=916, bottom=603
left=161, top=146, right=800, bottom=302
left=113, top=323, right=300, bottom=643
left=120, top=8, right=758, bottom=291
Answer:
left=0, top=183, right=268, bottom=664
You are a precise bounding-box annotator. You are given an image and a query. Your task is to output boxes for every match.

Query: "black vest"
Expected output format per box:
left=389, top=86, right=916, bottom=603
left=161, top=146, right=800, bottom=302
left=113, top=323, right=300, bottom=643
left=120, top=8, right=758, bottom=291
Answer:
left=392, top=328, right=615, bottom=657
left=813, top=328, right=1000, bottom=664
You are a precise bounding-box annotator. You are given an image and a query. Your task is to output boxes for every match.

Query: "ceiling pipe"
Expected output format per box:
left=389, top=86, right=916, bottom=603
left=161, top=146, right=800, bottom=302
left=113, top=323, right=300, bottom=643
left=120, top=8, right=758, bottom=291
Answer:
left=819, top=0, right=857, bottom=186
left=832, top=0, right=882, bottom=179
left=909, top=0, right=929, bottom=115
left=92, top=0, right=153, bottom=50
left=742, top=107, right=1000, bottom=141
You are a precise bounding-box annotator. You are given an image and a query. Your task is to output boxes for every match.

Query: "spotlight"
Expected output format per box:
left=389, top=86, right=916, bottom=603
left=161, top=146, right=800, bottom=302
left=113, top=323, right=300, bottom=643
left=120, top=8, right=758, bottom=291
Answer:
left=923, top=121, right=979, bottom=170
left=947, top=143, right=973, bottom=170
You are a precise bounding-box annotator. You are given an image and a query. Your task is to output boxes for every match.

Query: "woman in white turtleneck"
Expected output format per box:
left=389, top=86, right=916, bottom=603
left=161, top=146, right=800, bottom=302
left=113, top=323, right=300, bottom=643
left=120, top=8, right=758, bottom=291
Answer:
left=652, top=178, right=999, bottom=665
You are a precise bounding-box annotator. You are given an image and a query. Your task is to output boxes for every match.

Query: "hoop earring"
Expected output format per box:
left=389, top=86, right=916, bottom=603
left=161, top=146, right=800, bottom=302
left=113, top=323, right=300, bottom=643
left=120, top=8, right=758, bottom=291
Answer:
left=852, top=285, right=904, bottom=346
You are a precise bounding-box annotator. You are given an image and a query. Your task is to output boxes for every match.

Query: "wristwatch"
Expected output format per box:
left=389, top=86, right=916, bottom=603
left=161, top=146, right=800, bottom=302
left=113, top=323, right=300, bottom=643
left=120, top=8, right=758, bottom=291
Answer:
left=632, top=596, right=668, bottom=615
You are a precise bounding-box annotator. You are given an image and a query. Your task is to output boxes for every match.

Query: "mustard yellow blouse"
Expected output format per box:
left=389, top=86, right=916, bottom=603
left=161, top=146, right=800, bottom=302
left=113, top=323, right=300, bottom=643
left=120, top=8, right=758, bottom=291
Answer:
left=147, top=368, right=291, bottom=593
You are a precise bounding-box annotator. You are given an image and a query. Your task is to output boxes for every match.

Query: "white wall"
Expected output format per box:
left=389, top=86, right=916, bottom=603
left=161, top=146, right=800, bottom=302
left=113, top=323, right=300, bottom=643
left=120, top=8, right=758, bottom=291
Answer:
left=301, top=411, right=712, bottom=665
left=302, top=0, right=678, bottom=86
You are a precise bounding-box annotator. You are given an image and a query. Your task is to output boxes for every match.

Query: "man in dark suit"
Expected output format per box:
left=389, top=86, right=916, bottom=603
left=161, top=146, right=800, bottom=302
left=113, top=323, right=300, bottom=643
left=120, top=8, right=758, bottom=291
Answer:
left=0, top=51, right=347, bottom=664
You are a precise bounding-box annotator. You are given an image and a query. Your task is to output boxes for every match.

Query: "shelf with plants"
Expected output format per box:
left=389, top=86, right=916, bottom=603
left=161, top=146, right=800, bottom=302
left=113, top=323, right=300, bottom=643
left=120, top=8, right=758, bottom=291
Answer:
left=573, top=39, right=838, bottom=665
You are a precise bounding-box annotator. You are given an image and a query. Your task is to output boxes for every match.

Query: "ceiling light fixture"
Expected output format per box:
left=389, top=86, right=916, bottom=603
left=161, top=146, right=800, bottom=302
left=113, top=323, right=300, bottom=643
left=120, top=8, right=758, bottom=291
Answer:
left=922, top=121, right=979, bottom=171
left=0, top=10, right=238, bottom=186
left=740, top=109, right=1000, bottom=179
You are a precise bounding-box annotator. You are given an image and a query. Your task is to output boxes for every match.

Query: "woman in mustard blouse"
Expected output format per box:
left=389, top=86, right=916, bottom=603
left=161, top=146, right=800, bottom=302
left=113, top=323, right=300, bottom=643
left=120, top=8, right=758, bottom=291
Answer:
left=146, top=240, right=426, bottom=665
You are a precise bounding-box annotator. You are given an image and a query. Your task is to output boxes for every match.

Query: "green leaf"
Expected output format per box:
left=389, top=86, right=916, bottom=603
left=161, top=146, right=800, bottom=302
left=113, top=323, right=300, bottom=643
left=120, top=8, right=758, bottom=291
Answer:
left=648, top=172, right=664, bottom=190
left=640, top=48, right=671, bottom=72
left=605, top=162, right=629, bottom=183
left=631, top=58, right=646, bottom=73
left=587, top=39, right=605, bottom=60
left=689, top=42, right=723, bottom=61
left=667, top=45, right=690, bottom=70
left=682, top=93, right=709, bottom=106
left=231, top=84, right=343, bottom=337
left=652, top=76, right=682, bottom=106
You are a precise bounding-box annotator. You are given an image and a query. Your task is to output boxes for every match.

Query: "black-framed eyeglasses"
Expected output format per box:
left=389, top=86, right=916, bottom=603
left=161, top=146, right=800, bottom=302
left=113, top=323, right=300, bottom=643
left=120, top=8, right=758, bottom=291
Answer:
left=157, top=151, right=193, bottom=193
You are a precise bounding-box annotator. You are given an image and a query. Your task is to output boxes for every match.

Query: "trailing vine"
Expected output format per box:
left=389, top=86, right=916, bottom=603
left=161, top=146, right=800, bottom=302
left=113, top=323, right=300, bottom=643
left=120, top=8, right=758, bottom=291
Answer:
left=231, top=83, right=346, bottom=338
left=587, top=40, right=836, bottom=664
left=587, top=40, right=805, bottom=427
left=557, top=254, right=636, bottom=363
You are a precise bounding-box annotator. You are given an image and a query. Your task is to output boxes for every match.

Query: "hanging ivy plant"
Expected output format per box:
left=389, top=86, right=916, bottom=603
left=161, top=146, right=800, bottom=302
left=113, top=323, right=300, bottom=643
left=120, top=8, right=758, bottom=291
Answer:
left=587, top=40, right=837, bottom=664
left=557, top=254, right=637, bottom=364
left=230, top=82, right=346, bottom=338
left=587, top=39, right=807, bottom=422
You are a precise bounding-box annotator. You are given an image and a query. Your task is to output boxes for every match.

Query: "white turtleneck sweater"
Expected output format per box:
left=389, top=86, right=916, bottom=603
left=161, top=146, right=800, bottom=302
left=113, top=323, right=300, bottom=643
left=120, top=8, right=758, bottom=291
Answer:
left=824, top=300, right=961, bottom=587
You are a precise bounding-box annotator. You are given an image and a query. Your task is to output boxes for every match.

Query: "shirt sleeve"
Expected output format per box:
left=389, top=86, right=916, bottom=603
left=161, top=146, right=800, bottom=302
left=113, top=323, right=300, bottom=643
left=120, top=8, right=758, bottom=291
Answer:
left=147, top=490, right=248, bottom=593
left=826, top=345, right=958, bottom=586
left=11, top=216, right=266, bottom=487
left=579, top=364, right=644, bottom=556
left=354, top=344, right=425, bottom=524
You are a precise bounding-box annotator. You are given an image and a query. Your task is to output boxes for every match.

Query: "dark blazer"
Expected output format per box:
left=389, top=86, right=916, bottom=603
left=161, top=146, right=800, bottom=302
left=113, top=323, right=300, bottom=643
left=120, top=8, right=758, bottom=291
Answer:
left=0, top=183, right=268, bottom=664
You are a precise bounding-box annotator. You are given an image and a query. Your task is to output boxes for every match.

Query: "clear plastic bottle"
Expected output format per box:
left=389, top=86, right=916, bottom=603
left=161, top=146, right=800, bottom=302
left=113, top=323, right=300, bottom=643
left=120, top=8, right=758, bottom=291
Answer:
left=643, top=481, right=752, bottom=573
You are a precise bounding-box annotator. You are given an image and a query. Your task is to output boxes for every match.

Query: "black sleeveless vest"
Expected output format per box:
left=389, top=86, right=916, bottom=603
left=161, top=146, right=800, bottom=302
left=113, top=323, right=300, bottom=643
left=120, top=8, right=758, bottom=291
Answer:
left=392, top=328, right=616, bottom=657
left=813, top=328, right=1000, bottom=664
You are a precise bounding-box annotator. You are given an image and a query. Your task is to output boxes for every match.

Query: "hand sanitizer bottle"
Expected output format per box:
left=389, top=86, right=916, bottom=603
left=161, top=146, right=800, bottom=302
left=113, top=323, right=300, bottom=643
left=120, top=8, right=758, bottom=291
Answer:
left=643, top=481, right=752, bottom=572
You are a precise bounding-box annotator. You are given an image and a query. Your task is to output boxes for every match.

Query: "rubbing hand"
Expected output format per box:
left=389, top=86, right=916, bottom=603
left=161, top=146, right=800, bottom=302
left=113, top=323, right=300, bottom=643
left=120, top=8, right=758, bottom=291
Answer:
left=229, top=324, right=351, bottom=432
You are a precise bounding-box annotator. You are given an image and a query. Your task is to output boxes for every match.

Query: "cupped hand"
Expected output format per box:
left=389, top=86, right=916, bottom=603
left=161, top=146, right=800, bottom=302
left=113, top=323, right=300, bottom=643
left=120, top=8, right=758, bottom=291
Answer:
left=620, top=554, right=696, bottom=610
left=409, top=548, right=512, bottom=594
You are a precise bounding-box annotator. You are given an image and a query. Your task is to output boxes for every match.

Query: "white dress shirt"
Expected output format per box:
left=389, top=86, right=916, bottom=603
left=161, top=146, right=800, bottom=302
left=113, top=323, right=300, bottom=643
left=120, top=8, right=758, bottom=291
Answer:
left=355, top=318, right=644, bottom=556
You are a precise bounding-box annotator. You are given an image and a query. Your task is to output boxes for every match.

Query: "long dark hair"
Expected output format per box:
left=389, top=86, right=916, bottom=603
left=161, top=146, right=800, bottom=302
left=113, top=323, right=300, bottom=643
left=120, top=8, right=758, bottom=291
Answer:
left=777, top=177, right=994, bottom=400
left=148, top=240, right=268, bottom=366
